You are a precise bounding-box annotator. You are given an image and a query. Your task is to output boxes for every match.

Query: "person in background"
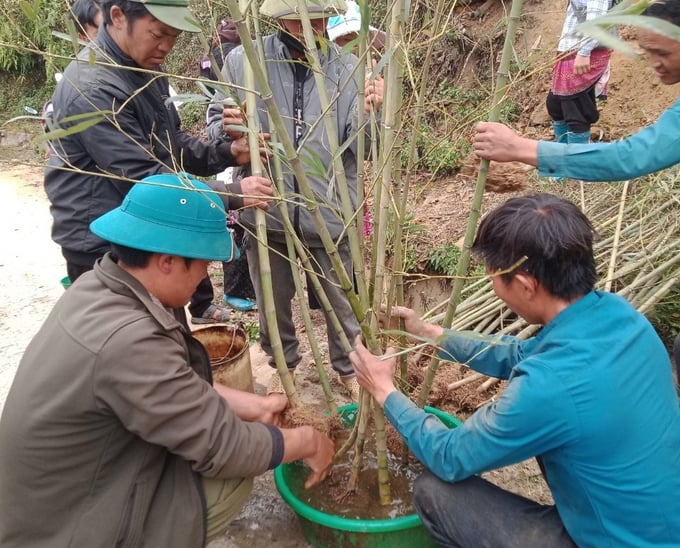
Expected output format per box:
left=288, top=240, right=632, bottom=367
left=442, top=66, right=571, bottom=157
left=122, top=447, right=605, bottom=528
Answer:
left=200, top=18, right=242, bottom=91
left=44, top=0, right=270, bottom=324
left=474, top=0, right=680, bottom=383
left=206, top=0, right=384, bottom=401
left=42, top=0, right=103, bottom=138
left=351, top=193, right=680, bottom=547
left=199, top=19, right=257, bottom=313
left=70, top=0, right=103, bottom=41
left=0, top=173, right=334, bottom=547
left=326, top=0, right=386, bottom=55
left=547, top=0, right=615, bottom=144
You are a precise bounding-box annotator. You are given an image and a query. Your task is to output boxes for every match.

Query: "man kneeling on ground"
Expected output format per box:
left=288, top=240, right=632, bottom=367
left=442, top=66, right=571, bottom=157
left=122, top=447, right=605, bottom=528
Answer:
left=0, top=173, right=334, bottom=547
left=351, top=193, right=680, bottom=547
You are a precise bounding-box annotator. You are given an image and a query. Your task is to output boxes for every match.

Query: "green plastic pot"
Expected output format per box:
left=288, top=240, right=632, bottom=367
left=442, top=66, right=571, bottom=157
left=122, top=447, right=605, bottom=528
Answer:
left=274, top=403, right=461, bottom=547
left=60, top=276, right=72, bottom=290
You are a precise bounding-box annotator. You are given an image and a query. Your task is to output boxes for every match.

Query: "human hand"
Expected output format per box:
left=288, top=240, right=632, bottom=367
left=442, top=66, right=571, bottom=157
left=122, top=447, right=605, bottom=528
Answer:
left=349, top=336, right=398, bottom=407
left=302, top=428, right=335, bottom=488
left=239, top=175, right=272, bottom=210
left=379, top=305, right=441, bottom=342
left=474, top=122, right=539, bottom=167
left=258, top=393, right=288, bottom=426
left=222, top=104, right=246, bottom=140
left=573, top=54, right=591, bottom=75
left=364, top=73, right=384, bottom=112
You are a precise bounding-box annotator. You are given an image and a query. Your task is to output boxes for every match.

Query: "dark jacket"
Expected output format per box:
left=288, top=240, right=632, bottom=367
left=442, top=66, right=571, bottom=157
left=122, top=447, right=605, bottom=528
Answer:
left=0, top=254, right=282, bottom=547
left=44, top=25, right=238, bottom=264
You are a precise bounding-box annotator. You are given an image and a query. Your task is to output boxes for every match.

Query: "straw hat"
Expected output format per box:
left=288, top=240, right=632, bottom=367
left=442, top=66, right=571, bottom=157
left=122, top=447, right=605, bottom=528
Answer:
left=260, top=0, right=347, bottom=20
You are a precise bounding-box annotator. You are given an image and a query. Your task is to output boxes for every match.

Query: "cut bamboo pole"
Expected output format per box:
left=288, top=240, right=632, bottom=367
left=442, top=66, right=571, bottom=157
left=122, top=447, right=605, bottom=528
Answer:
left=417, top=0, right=526, bottom=408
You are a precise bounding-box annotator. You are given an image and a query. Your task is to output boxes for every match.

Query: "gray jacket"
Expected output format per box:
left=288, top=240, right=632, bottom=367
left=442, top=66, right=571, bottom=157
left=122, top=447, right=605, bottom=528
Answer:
left=44, top=25, right=239, bottom=265
left=206, top=34, right=373, bottom=246
left=0, top=254, right=282, bottom=547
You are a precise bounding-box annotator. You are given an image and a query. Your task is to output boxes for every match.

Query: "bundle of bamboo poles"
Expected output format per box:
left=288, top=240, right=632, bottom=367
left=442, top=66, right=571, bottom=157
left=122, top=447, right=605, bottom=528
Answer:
left=418, top=175, right=680, bottom=394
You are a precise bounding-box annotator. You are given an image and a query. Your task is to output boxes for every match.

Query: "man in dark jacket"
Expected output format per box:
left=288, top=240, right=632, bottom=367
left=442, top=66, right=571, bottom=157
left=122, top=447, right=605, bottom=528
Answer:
left=44, top=0, right=269, bottom=323
left=0, top=173, right=334, bottom=547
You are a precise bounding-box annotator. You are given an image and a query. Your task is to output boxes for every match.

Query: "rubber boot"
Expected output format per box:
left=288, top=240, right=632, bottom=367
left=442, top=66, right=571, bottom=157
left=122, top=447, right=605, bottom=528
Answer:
left=551, top=120, right=568, bottom=143
left=567, top=130, right=591, bottom=144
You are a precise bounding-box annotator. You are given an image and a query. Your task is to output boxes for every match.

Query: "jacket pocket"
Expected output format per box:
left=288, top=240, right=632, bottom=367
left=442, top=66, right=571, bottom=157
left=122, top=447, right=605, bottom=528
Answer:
left=115, top=480, right=150, bottom=548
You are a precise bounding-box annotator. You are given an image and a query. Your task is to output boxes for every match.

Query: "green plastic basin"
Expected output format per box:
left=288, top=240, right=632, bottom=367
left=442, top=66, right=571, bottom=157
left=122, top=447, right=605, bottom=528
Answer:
left=274, top=403, right=461, bottom=547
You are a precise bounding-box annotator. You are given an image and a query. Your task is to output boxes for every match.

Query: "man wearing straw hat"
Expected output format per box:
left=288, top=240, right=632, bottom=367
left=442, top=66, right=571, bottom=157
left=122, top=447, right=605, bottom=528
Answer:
left=206, top=0, right=384, bottom=401
left=0, top=173, right=334, bottom=547
left=44, top=0, right=271, bottom=325
left=350, top=193, right=680, bottom=547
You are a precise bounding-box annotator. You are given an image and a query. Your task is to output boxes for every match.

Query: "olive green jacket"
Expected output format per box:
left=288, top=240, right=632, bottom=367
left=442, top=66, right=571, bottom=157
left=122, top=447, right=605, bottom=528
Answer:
left=0, top=254, right=281, bottom=547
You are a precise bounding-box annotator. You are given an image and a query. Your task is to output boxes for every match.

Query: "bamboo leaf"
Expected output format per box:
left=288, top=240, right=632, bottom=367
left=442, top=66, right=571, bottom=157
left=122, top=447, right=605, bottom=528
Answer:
left=163, top=93, right=208, bottom=107
left=574, top=26, right=639, bottom=56
left=19, top=0, right=36, bottom=21
left=578, top=14, right=680, bottom=43
left=299, top=148, right=327, bottom=179
left=370, top=48, right=392, bottom=79
left=35, top=111, right=112, bottom=143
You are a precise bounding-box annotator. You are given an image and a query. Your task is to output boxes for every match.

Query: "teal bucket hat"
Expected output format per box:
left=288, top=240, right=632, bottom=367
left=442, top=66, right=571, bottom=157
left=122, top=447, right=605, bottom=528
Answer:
left=129, top=0, right=202, bottom=33
left=90, top=173, right=235, bottom=261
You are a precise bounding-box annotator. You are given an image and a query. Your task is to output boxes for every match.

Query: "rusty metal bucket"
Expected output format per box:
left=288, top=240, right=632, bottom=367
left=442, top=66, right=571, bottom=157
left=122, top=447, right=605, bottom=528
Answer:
left=192, top=324, right=254, bottom=393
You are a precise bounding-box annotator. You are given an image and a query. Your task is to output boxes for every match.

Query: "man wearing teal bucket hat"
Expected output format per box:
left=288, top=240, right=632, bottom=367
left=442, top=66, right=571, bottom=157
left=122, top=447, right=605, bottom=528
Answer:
left=0, top=174, right=334, bottom=547
left=44, top=0, right=272, bottom=325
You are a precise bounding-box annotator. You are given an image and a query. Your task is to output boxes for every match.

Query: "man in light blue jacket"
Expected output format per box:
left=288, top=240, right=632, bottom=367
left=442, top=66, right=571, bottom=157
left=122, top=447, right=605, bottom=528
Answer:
left=351, top=193, right=680, bottom=547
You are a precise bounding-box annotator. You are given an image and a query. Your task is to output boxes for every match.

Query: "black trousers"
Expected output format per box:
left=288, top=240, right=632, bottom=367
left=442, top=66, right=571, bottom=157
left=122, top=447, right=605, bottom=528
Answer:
left=546, top=85, right=599, bottom=134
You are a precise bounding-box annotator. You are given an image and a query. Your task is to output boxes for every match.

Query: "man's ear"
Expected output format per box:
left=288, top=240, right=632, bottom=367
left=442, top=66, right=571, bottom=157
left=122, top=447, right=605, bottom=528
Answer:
left=109, top=5, right=126, bottom=29
left=153, top=254, right=175, bottom=275
left=513, top=271, right=539, bottom=298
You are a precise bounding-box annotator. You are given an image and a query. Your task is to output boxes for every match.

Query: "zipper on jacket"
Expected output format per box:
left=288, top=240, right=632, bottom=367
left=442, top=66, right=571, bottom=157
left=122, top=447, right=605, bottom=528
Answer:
left=292, top=62, right=308, bottom=233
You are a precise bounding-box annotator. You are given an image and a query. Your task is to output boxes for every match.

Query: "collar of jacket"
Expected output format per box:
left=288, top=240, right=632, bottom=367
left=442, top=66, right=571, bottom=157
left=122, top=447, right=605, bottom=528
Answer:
left=95, top=252, right=187, bottom=334
left=273, top=32, right=330, bottom=66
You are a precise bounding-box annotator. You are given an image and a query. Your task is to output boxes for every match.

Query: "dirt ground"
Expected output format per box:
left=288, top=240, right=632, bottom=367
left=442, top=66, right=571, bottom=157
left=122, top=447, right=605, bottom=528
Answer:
left=1, top=0, right=677, bottom=544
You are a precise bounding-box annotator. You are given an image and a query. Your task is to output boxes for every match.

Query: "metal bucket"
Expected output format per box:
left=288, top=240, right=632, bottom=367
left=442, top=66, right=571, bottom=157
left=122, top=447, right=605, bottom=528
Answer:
left=192, top=324, right=253, bottom=393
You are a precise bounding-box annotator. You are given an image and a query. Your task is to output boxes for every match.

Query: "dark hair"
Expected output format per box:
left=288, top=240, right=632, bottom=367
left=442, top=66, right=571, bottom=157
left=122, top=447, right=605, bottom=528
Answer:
left=100, top=0, right=149, bottom=26
left=110, top=244, right=194, bottom=268
left=643, top=0, right=680, bottom=25
left=471, top=193, right=597, bottom=300
left=71, top=0, right=101, bottom=30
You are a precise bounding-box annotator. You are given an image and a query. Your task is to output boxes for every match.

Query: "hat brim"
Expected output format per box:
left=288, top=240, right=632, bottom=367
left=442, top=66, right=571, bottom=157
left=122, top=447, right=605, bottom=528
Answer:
left=91, top=208, right=235, bottom=262
left=276, top=10, right=335, bottom=19
left=145, top=4, right=202, bottom=32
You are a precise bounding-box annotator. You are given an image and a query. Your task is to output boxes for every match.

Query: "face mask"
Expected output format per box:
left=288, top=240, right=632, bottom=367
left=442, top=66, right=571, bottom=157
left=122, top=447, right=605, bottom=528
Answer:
left=277, top=28, right=323, bottom=54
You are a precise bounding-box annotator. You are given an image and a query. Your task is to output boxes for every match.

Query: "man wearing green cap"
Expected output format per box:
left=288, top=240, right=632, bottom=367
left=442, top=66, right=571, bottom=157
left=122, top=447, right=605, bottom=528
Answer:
left=206, top=0, right=384, bottom=400
left=0, top=173, right=334, bottom=547
left=45, top=0, right=271, bottom=324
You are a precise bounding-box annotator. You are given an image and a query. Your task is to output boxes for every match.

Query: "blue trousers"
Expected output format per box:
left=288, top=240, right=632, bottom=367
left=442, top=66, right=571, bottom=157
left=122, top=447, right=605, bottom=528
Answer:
left=412, top=471, right=576, bottom=548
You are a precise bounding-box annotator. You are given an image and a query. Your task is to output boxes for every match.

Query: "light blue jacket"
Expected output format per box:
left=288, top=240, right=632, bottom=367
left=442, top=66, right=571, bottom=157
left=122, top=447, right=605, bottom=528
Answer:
left=385, top=291, right=680, bottom=547
left=538, top=97, right=680, bottom=180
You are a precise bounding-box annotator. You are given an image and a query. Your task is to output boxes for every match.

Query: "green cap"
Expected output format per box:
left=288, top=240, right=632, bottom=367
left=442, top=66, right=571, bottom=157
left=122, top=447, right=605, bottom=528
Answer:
left=260, top=0, right=347, bottom=20
left=90, top=173, right=236, bottom=261
left=129, top=0, right=202, bottom=33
